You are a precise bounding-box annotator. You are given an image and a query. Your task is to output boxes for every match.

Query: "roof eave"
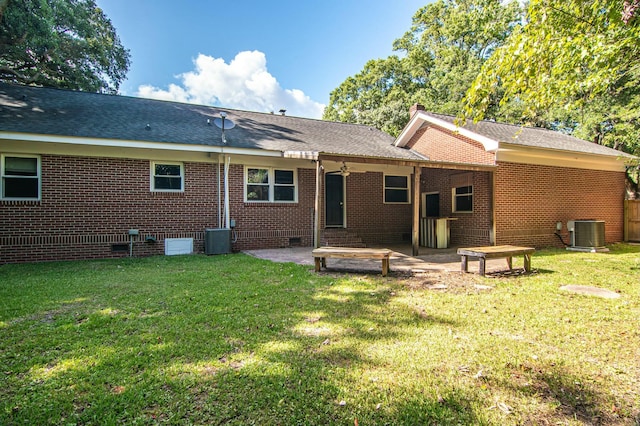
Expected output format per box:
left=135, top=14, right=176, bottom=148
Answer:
left=497, top=141, right=634, bottom=172
left=0, top=131, right=284, bottom=158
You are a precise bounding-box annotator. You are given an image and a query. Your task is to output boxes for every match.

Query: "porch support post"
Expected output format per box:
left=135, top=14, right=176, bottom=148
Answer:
left=490, top=170, right=496, bottom=245
left=314, top=159, right=322, bottom=248
left=412, top=165, right=421, bottom=256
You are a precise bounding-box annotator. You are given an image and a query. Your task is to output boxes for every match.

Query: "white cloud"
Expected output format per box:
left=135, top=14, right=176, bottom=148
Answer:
left=136, top=51, right=325, bottom=119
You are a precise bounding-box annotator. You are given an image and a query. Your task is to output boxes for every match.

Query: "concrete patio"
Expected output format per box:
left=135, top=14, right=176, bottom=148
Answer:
left=244, top=245, right=517, bottom=276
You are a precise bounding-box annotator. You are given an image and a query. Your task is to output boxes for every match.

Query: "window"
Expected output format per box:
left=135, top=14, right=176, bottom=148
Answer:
left=246, top=168, right=269, bottom=201
left=274, top=169, right=295, bottom=201
left=453, top=185, right=473, bottom=212
left=245, top=167, right=297, bottom=202
left=450, top=172, right=473, bottom=213
left=151, top=162, right=183, bottom=191
left=1, top=154, right=40, bottom=200
left=384, top=175, right=409, bottom=203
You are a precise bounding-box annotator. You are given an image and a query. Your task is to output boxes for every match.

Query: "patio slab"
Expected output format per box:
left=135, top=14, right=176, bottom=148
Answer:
left=243, top=245, right=518, bottom=275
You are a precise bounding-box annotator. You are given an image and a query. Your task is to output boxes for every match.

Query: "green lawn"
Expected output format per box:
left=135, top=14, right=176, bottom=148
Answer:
left=0, top=245, right=638, bottom=425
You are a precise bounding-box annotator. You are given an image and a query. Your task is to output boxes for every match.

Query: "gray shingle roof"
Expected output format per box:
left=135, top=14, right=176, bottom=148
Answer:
left=423, top=112, right=634, bottom=158
left=0, top=83, right=423, bottom=161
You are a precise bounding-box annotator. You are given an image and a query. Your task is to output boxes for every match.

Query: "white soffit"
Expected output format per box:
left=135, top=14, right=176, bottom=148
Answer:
left=395, top=112, right=500, bottom=152
left=497, top=143, right=629, bottom=172
left=0, top=131, right=283, bottom=158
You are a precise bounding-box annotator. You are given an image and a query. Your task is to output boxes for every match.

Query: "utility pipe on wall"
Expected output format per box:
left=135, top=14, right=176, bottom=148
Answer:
left=224, top=155, right=231, bottom=229
left=217, top=154, right=222, bottom=228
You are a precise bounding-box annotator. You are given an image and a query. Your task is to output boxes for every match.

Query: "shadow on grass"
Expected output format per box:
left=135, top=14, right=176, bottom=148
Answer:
left=484, top=268, right=555, bottom=278
left=386, top=391, right=485, bottom=425
left=0, top=254, right=471, bottom=424
left=491, top=360, right=631, bottom=424
left=2, top=252, right=637, bottom=424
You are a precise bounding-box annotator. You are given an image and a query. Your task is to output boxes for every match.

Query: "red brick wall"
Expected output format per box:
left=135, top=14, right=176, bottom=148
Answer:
left=495, top=162, right=625, bottom=247
left=227, top=164, right=316, bottom=250
left=8, top=153, right=618, bottom=263
left=407, top=126, right=495, bottom=165
left=409, top=125, right=626, bottom=248
left=227, top=168, right=412, bottom=249
left=420, top=168, right=492, bottom=246
left=1, top=155, right=323, bottom=262
left=1, top=155, right=410, bottom=263
left=346, top=172, right=412, bottom=244
left=418, top=163, right=625, bottom=249
left=0, top=155, right=219, bottom=263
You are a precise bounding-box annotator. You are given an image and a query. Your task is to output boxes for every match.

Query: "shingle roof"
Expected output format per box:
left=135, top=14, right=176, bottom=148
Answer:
left=0, top=83, right=423, bottom=161
left=423, top=112, right=634, bottom=158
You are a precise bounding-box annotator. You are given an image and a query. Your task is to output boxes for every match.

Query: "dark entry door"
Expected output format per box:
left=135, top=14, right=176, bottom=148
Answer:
left=325, top=174, right=344, bottom=227
left=425, top=193, right=440, bottom=217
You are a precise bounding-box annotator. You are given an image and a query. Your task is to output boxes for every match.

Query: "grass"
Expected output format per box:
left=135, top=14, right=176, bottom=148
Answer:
left=0, top=245, right=638, bottom=425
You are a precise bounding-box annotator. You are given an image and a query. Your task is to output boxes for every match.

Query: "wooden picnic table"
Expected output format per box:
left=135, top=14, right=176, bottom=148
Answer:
left=312, top=246, right=392, bottom=276
left=457, top=245, right=535, bottom=276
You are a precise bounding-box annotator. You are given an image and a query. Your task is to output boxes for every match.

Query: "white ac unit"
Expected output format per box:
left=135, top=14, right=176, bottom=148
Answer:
left=567, top=220, right=606, bottom=251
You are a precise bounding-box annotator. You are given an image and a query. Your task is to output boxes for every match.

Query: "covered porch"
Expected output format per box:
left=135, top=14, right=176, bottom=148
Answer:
left=300, top=152, right=497, bottom=255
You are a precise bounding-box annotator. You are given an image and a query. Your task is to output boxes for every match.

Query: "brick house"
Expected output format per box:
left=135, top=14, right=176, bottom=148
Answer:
left=0, top=84, right=633, bottom=263
left=0, top=83, right=427, bottom=263
left=396, top=106, right=635, bottom=248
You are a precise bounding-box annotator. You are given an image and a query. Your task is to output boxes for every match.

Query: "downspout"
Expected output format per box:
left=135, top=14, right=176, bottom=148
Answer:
left=224, top=155, right=231, bottom=229
left=217, top=154, right=222, bottom=228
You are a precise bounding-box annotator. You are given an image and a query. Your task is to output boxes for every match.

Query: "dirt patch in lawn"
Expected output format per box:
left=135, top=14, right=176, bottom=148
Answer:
left=398, top=270, right=493, bottom=293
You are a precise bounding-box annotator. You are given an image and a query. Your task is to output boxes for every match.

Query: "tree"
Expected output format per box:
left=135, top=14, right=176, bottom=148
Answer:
left=323, top=0, right=522, bottom=136
left=464, top=0, right=640, bottom=156
left=0, top=0, right=130, bottom=93
left=322, top=56, right=421, bottom=136
left=393, top=0, right=521, bottom=115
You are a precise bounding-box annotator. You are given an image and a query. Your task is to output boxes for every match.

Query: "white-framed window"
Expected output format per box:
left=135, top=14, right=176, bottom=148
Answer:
left=384, top=174, right=410, bottom=204
left=245, top=167, right=297, bottom=202
left=1, top=154, right=40, bottom=200
left=151, top=161, right=184, bottom=192
left=450, top=172, right=473, bottom=213
left=452, top=185, right=473, bottom=213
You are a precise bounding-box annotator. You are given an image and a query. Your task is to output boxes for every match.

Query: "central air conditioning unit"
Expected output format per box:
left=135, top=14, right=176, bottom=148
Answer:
left=205, top=228, right=231, bottom=255
left=567, top=220, right=608, bottom=252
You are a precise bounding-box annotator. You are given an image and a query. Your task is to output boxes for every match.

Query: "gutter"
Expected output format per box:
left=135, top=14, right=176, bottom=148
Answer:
left=0, top=131, right=283, bottom=158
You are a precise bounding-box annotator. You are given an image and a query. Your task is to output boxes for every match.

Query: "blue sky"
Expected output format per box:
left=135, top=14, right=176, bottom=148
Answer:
left=96, top=0, right=427, bottom=118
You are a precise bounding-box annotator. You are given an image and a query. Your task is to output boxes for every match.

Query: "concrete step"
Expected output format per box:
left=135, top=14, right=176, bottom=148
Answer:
left=321, top=229, right=366, bottom=248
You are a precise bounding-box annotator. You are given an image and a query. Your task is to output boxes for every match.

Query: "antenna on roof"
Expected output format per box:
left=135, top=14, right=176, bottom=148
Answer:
left=213, top=111, right=235, bottom=144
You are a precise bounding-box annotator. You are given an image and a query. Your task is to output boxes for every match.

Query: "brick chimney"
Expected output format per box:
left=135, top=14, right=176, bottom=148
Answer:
left=409, top=103, right=425, bottom=117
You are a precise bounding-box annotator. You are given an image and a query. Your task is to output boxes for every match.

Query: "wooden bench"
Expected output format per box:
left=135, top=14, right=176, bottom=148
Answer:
left=457, top=245, right=535, bottom=276
left=312, top=247, right=392, bottom=276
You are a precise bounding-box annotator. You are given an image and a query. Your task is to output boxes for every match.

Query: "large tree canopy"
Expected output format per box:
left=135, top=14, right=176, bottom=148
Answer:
left=393, top=0, right=521, bottom=115
left=322, top=56, right=422, bottom=136
left=464, top=0, right=640, bottom=155
left=323, top=0, right=522, bottom=136
left=0, top=0, right=130, bottom=93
